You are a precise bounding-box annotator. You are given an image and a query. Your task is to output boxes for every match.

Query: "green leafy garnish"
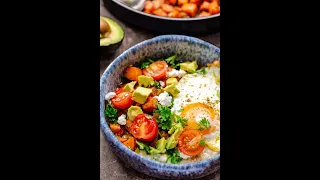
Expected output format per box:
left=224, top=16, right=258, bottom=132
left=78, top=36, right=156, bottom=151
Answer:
left=197, top=68, right=207, bottom=74
left=197, top=118, right=211, bottom=130
left=140, top=58, right=154, bottom=69
left=154, top=103, right=173, bottom=131
left=154, top=81, right=161, bottom=89
left=104, top=102, right=118, bottom=123
left=169, top=95, right=174, bottom=109
left=165, top=54, right=180, bottom=69
left=200, top=139, right=205, bottom=146
left=136, top=141, right=151, bottom=154
left=174, top=114, right=188, bottom=128
left=178, top=109, right=184, bottom=112
left=166, top=147, right=183, bottom=164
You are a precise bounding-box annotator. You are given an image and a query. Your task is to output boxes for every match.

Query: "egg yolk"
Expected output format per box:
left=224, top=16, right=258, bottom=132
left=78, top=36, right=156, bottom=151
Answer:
left=181, top=103, right=216, bottom=135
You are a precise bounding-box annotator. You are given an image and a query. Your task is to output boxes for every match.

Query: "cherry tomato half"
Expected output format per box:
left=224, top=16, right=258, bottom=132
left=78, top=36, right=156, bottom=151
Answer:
left=111, top=91, right=134, bottom=109
left=178, top=129, right=205, bottom=156
left=142, top=61, right=168, bottom=80
left=130, top=114, right=158, bottom=142
left=115, top=86, right=125, bottom=94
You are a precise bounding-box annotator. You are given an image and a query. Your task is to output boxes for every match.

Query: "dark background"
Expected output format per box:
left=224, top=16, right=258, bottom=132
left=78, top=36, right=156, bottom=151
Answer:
left=100, top=0, right=220, bottom=179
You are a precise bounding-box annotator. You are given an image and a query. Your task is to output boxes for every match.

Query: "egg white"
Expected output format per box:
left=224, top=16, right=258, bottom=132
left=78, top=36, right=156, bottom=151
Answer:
left=171, top=66, right=220, bottom=115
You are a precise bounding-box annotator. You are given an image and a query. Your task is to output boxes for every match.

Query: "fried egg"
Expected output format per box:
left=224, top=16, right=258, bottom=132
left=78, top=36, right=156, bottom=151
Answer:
left=172, top=66, right=220, bottom=121
left=172, top=65, right=220, bottom=157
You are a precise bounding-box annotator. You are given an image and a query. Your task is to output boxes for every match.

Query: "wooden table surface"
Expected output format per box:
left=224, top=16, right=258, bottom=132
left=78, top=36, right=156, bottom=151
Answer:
left=100, top=1, right=220, bottom=179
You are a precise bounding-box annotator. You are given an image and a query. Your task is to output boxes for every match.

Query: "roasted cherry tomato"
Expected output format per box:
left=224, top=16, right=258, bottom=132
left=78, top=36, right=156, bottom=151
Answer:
left=111, top=91, right=134, bottom=109
left=130, top=114, right=158, bottom=142
left=115, top=86, right=125, bottom=94
left=142, top=61, right=168, bottom=80
left=178, top=129, right=205, bottom=156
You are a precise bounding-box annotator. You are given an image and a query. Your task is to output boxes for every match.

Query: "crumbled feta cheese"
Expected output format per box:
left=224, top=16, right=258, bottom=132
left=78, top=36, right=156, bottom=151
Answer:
left=159, top=154, right=167, bottom=162
left=159, top=81, right=165, bottom=87
left=105, top=92, right=116, bottom=101
left=179, top=151, right=192, bottom=159
left=166, top=69, right=187, bottom=78
left=154, top=91, right=172, bottom=107
left=117, top=114, right=127, bottom=125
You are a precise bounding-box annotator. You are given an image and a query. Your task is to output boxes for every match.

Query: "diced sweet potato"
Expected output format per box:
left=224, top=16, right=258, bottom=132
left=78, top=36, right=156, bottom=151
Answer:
left=179, top=11, right=189, bottom=18
left=168, top=9, right=181, bottom=18
left=200, top=1, right=210, bottom=11
left=213, top=0, right=220, bottom=5
left=178, top=0, right=188, bottom=6
left=174, top=6, right=182, bottom=11
left=142, top=97, right=158, bottom=112
left=144, top=10, right=152, bottom=14
left=168, top=0, right=177, bottom=5
left=198, top=11, right=211, bottom=17
left=189, top=0, right=202, bottom=6
left=181, top=3, right=198, bottom=17
left=208, top=2, right=220, bottom=15
left=161, top=4, right=174, bottom=13
left=152, top=8, right=168, bottom=16
left=144, top=1, right=155, bottom=12
left=152, top=0, right=164, bottom=9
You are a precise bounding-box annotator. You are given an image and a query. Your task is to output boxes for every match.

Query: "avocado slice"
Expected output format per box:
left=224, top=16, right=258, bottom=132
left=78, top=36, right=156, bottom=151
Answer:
left=163, top=84, right=180, bottom=97
left=166, top=123, right=184, bottom=150
left=100, top=16, right=124, bottom=46
left=127, top=106, right=143, bottom=121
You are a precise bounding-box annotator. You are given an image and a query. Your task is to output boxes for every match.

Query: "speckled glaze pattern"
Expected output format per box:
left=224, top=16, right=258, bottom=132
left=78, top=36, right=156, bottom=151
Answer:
left=100, top=35, right=220, bottom=179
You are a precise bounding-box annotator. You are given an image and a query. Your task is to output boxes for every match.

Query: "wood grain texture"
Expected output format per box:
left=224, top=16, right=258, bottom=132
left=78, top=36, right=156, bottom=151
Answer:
left=100, top=1, right=220, bottom=179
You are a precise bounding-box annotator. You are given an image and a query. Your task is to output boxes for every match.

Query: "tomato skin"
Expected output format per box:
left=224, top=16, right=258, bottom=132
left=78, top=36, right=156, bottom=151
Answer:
left=114, top=128, right=125, bottom=137
left=178, top=129, right=205, bottom=156
left=130, top=114, right=158, bottom=142
left=115, top=86, right=125, bottom=94
left=111, top=92, right=134, bottom=109
left=142, top=61, right=168, bottom=80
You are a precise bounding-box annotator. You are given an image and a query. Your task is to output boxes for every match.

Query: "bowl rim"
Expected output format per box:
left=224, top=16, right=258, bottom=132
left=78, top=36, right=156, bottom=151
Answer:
left=100, top=35, right=220, bottom=172
left=107, top=0, right=220, bottom=21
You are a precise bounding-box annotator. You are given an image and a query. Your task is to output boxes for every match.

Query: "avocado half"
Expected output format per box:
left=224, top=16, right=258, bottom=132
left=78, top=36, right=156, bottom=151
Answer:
left=100, top=16, right=124, bottom=57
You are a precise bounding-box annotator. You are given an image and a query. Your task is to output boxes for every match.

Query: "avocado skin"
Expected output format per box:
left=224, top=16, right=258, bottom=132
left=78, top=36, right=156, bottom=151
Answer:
left=100, top=16, right=124, bottom=58
left=100, top=40, right=122, bottom=58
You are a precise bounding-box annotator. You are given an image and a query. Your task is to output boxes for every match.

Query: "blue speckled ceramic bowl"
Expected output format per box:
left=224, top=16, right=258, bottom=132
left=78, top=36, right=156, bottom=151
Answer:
left=100, top=35, right=220, bottom=179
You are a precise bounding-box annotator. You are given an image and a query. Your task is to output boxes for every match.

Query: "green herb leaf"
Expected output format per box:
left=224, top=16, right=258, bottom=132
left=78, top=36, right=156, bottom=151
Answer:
left=154, top=103, right=173, bottom=131
left=154, top=81, right=161, bottom=89
left=136, top=141, right=151, bottom=154
left=169, top=95, right=174, bottom=109
left=197, top=118, right=211, bottom=130
left=178, top=109, right=184, bottom=112
left=200, top=139, right=205, bottom=146
left=165, top=54, right=180, bottom=69
left=140, top=58, right=154, bottom=69
left=174, top=114, right=188, bottom=128
left=196, top=68, right=207, bottom=74
left=104, top=102, right=118, bottom=123
left=166, top=147, right=182, bottom=164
